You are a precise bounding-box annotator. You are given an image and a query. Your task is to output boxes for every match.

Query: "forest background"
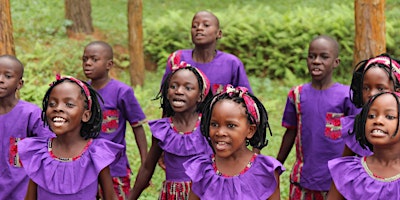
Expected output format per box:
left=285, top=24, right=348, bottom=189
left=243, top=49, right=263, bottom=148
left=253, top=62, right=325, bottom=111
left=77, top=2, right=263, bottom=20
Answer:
left=9, top=0, right=400, bottom=199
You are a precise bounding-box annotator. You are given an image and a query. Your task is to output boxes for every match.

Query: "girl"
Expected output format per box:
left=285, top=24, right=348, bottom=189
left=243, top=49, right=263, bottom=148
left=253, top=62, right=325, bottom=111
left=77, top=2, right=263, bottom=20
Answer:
left=342, top=54, right=400, bottom=157
left=128, top=62, right=213, bottom=199
left=328, top=92, right=400, bottom=199
left=185, top=85, right=284, bottom=200
left=18, top=76, right=122, bottom=199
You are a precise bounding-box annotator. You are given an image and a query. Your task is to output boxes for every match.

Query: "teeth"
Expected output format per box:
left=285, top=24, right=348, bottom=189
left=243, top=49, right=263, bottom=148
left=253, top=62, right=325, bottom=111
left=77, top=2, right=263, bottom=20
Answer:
left=372, top=129, right=384, bottom=134
left=52, top=117, right=66, bottom=127
left=217, top=142, right=227, bottom=145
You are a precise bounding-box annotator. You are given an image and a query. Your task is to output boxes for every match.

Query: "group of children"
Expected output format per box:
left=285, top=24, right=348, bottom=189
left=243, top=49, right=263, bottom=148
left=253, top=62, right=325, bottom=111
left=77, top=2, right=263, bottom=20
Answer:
left=2, top=9, right=400, bottom=200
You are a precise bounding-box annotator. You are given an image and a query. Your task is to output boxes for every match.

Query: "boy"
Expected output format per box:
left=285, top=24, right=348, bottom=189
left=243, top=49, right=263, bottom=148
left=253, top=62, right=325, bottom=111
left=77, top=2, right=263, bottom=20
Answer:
left=0, top=55, right=53, bottom=199
left=276, top=35, right=359, bottom=199
left=82, top=41, right=148, bottom=199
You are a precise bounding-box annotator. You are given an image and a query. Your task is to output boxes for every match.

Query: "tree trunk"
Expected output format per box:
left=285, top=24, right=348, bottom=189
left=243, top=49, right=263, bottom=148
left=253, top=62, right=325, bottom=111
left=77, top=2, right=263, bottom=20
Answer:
left=64, top=0, right=93, bottom=38
left=353, top=0, right=386, bottom=66
left=127, top=0, right=145, bottom=86
left=0, top=0, right=15, bottom=55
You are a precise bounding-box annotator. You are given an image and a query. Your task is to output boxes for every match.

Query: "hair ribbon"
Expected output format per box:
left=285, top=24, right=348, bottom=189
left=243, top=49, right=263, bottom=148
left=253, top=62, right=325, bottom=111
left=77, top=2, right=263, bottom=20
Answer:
left=52, top=74, right=92, bottom=110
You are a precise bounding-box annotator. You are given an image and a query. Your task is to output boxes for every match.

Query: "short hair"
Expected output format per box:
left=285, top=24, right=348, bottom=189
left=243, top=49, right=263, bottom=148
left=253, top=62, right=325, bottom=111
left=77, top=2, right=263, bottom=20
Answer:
left=0, top=55, right=24, bottom=78
left=310, top=35, right=340, bottom=58
left=193, top=11, right=220, bottom=29
left=85, top=41, right=113, bottom=60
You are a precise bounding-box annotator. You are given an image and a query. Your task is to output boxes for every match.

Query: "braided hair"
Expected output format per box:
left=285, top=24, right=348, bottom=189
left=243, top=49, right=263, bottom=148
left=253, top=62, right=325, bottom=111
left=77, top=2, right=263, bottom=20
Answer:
left=42, top=77, right=103, bottom=139
left=354, top=92, right=400, bottom=151
left=155, top=66, right=212, bottom=117
left=201, top=86, right=271, bottom=150
left=350, top=53, right=400, bottom=108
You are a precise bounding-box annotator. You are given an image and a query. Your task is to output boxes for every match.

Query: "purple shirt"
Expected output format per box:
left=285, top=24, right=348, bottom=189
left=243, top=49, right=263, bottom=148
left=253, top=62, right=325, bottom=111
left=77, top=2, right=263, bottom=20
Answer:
left=0, top=100, right=53, bottom=200
left=94, top=79, right=146, bottom=177
left=18, top=137, right=123, bottom=199
left=282, top=83, right=360, bottom=191
left=149, top=117, right=213, bottom=181
left=341, top=115, right=373, bottom=157
left=162, top=49, right=252, bottom=92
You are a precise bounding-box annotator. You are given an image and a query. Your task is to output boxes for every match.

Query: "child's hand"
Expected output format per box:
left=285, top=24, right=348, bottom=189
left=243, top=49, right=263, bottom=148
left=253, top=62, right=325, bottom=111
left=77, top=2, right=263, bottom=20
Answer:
left=157, top=152, right=166, bottom=170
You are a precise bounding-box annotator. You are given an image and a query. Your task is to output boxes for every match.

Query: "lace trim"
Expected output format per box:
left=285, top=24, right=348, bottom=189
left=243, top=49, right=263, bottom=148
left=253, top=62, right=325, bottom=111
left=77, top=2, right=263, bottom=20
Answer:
left=362, top=156, right=400, bottom=182
left=169, top=113, right=201, bottom=135
left=212, top=153, right=257, bottom=177
left=48, top=138, right=93, bottom=162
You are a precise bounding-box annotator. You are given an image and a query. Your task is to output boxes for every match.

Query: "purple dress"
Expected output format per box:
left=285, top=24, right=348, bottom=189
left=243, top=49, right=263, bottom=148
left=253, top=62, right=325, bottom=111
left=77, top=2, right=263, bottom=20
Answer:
left=328, top=156, right=400, bottom=199
left=18, top=137, right=123, bottom=199
left=0, top=100, right=54, bottom=200
left=282, top=83, right=360, bottom=191
left=93, top=79, right=146, bottom=177
left=162, top=49, right=252, bottom=92
left=150, top=116, right=212, bottom=198
left=184, top=153, right=285, bottom=200
left=341, top=115, right=373, bottom=157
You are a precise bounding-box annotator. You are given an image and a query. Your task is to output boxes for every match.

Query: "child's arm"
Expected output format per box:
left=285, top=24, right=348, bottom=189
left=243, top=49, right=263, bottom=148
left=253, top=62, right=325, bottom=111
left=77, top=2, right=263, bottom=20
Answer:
left=327, top=182, right=345, bottom=200
left=267, top=170, right=281, bottom=200
left=128, top=136, right=163, bottom=200
left=131, top=125, right=148, bottom=164
left=25, top=179, right=37, bottom=200
left=188, top=190, right=200, bottom=200
left=342, top=145, right=356, bottom=157
left=276, top=128, right=296, bottom=164
left=98, top=166, right=118, bottom=200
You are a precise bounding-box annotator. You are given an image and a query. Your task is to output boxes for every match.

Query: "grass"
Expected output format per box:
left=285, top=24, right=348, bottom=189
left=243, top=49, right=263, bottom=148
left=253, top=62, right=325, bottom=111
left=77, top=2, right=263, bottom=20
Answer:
left=9, top=0, right=393, bottom=199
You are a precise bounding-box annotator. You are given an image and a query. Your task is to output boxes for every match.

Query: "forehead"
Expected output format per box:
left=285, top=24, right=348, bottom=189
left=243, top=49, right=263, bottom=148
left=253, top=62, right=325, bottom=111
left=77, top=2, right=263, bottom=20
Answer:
left=192, top=12, right=218, bottom=24
left=84, top=44, right=109, bottom=57
left=371, top=93, right=397, bottom=108
left=0, top=57, right=23, bottom=76
left=170, top=69, right=198, bottom=84
left=212, top=99, right=246, bottom=116
left=50, top=81, right=84, bottom=99
left=308, top=38, right=335, bottom=54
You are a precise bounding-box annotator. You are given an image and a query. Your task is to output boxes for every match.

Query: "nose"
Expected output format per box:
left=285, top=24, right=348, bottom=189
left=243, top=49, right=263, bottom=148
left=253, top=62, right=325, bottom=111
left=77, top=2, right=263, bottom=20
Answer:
left=373, top=115, right=384, bottom=125
left=312, top=56, right=322, bottom=64
left=174, top=86, right=184, bottom=94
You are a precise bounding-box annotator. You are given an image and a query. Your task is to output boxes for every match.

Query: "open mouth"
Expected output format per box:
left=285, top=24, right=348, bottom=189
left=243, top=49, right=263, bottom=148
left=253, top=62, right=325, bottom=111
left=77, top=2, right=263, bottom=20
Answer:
left=52, top=117, right=67, bottom=127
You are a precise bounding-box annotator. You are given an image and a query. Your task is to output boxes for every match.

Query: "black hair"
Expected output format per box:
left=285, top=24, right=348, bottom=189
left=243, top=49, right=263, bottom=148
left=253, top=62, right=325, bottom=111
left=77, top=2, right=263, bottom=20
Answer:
left=0, top=54, right=24, bottom=78
left=200, top=90, right=271, bottom=150
left=84, top=41, right=114, bottom=60
left=42, top=78, right=103, bottom=139
left=155, top=66, right=212, bottom=117
left=310, top=35, right=340, bottom=58
left=350, top=53, right=400, bottom=108
left=354, top=92, right=400, bottom=151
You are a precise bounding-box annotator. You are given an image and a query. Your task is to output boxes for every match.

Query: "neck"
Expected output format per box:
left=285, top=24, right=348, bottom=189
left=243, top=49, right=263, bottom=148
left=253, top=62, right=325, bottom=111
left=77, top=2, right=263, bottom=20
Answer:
left=372, top=146, right=400, bottom=164
left=192, top=47, right=217, bottom=63
left=90, top=76, right=111, bottom=90
left=171, top=111, right=199, bottom=132
left=0, top=95, right=19, bottom=114
left=311, top=78, right=334, bottom=90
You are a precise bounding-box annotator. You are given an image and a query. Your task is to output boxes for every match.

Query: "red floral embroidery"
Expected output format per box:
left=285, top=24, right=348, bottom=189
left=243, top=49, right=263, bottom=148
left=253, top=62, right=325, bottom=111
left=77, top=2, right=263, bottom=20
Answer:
left=325, top=112, right=344, bottom=140
left=9, top=137, right=24, bottom=167
left=102, top=109, right=119, bottom=133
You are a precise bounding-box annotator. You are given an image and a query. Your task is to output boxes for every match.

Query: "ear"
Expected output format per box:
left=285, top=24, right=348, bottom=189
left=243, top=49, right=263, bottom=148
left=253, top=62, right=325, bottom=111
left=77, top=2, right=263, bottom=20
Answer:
left=81, top=110, right=92, bottom=123
left=246, top=124, right=257, bottom=140
left=106, top=59, right=114, bottom=70
left=216, top=29, right=222, bottom=40
left=333, top=57, right=341, bottom=69
left=16, top=79, right=24, bottom=90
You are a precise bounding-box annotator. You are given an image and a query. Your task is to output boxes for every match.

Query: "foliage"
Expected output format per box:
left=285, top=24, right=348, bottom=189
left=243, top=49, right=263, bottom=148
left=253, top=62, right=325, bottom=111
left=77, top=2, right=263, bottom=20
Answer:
left=8, top=0, right=400, bottom=199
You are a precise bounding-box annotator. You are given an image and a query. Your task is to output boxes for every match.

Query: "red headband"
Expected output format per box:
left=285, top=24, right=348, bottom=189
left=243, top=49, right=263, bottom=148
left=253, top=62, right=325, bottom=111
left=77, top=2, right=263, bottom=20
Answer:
left=212, top=84, right=260, bottom=124
left=53, top=74, right=92, bottom=110
left=169, top=58, right=210, bottom=98
left=365, top=56, right=400, bottom=82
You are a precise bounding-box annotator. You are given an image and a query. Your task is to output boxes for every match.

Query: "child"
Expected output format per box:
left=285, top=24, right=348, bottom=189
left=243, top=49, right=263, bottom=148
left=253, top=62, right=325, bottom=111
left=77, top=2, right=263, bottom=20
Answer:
left=341, top=54, right=400, bottom=157
left=128, top=62, right=213, bottom=199
left=328, top=92, right=400, bottom=199
left=276, top=35, right=360, bottom=199
left=184, top=84, right=284, bottom=200
left=162, top=10, right=252, bottom=92
left=18, top=76, right=123, bottom=199
left=0, top=55, right=53, bottom=200
left=82, top=41, right=148, bottom=199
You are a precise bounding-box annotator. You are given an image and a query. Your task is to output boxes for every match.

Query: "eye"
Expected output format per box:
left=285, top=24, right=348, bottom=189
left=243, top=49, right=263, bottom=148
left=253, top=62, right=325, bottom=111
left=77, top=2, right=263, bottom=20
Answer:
left=66, top=102, right=75, bottom=108
left=227, top=123, right=236, bottom=128
left=386, top=115, right=397, bottom=120
left=82, top=57, right=88, bottom=62
left=367, top=114, right=375, bottom=119
left=48, top=102, right=56, bottom=107
left=362, top=86, right=370, bottom=91
left=169, top=84, right=176, bottom=89
left=307, top=54, right=315, bottom=59
left=210, top=122, right=218, bottom=128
